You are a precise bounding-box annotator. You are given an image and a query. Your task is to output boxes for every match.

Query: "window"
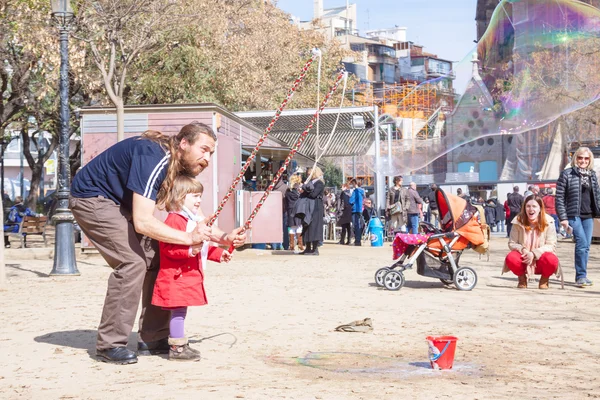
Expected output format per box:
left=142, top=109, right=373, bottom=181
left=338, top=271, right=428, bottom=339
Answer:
left=350, top=43, right=365, bottom=52
left=6, top=138, right=21, bottom=153
left=480, top=161, right=498, bottom=181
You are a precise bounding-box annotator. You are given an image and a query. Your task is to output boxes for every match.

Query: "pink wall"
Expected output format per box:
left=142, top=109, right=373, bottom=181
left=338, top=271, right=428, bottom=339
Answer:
left=81, top=109, right=242, bottom=247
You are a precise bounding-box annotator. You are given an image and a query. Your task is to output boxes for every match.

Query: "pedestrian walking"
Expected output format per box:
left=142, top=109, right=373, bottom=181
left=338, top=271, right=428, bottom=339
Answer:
left=349, top=178, right=365, bottom=245
left=336, top=183, right=352, bottom=245
left=407, top=182, right=424, bottom=234
left=556, top=147, right=600, bottom=287
left=386, top=176, right=409, bottom=233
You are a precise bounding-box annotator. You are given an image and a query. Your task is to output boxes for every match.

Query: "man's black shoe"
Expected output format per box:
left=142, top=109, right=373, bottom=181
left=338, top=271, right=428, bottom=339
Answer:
left=137, top=337, right=170, bottom=356
left=354, top=243, right=362, bottom=246
left=96, top=347, right=138, bottom=364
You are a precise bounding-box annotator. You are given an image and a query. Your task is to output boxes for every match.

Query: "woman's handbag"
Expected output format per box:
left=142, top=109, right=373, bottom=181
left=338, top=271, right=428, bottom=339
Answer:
left=389, top=189, right=402, bottom=215
left=390, top=201, right=402, bottom=215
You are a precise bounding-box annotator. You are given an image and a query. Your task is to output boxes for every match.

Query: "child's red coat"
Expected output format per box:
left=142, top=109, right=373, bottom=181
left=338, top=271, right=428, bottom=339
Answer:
left=152, top=213, right=223, bottom=308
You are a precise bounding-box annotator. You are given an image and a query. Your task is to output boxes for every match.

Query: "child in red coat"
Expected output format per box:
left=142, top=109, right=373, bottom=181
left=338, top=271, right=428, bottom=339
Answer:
left=152, top=175, right=231, bottom=361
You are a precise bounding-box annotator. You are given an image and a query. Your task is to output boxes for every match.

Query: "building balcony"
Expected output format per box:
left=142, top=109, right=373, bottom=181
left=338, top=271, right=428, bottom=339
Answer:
left=426, top=69, right=456, bottom=79
left=398, top=72, right=425, bottom=82
left=367, top=55, right=396, bottom=65
left=437, top=87, right=456, bottom=96
left=445, top=172, right=480, bottom=183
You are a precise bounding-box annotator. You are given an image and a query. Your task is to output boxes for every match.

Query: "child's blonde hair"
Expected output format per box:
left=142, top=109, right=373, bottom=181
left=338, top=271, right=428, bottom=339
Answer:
left=164, top=175, right=204, bottom=212
left=289, top=174, right=302, bottom=186
left=309, top=166, right=324, bottom=181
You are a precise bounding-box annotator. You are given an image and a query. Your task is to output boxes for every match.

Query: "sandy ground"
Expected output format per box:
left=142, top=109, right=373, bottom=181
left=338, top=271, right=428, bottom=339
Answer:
left=1, top=233, right=599, bottom=400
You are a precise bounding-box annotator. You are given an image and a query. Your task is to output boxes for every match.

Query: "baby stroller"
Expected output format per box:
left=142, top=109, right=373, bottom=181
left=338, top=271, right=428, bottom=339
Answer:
left=374, top=188, right=486, bottom=291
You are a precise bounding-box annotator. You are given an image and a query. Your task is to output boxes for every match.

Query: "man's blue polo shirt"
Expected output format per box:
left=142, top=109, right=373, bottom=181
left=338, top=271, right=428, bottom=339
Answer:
left=71, top=137, right=170, bottom=211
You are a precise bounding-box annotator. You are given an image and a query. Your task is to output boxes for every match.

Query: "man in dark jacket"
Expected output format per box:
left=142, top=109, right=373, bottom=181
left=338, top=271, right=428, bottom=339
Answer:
left=506, top=186, right=524, bottom=236
left=407, top=182, right=424, bottom=234
left=493, top=197, right=506, bottom=233
left=484, top=199, right=496, bottom=228
left=336, top=183, right=353, bottom=245
left=349, top=178, right=365, bottom=246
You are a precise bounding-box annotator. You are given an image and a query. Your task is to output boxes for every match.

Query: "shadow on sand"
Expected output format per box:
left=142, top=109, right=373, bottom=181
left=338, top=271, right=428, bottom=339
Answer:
left=34, top=330, right=138, bottom=360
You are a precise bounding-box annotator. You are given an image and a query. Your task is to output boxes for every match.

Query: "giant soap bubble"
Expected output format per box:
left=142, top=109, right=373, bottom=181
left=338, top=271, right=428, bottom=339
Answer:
left=363, top=0, right=600, bottom=176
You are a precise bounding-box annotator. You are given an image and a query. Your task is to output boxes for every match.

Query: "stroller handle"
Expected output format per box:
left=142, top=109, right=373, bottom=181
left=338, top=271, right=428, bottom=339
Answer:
left=429, top=232, right=457, bottom=240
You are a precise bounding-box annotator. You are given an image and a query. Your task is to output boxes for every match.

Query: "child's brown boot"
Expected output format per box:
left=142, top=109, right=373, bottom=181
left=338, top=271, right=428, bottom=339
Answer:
left=539, top=276, right=550, bottom=290
left=517, top=275, right=527, bottom=289
left=168, top=337, right=201, bottom=361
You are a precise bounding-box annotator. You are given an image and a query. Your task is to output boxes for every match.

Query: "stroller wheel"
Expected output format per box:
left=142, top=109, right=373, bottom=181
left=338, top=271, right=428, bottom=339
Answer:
left=374, top=267, right=390, bottom=286
left=440, top=279, right=453, bottom=286
left=453, top=267, right=478, bottom=291
left=383, top=270, right=405, bottom=291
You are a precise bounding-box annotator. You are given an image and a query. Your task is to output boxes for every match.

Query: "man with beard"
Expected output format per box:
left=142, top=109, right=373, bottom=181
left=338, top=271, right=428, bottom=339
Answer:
left=70, top=122, right=245, bottom=364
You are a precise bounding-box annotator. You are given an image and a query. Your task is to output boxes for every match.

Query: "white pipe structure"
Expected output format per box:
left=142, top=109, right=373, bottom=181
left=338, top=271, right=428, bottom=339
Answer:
left=387, top=124, right=393, bottom=188
left=374, top=105, right=386, bottom=215
left=314, top=0, right=323, bottom=19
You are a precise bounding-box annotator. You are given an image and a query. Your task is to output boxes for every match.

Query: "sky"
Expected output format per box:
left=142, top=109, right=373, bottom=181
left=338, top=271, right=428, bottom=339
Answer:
left=275, top=0, right=480, bottom=92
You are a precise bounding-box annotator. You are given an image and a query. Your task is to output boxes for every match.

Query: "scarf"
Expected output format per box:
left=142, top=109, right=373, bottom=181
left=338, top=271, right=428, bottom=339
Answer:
left=523, top=226, right=541, bottom=277
left=578, top=168, right=592, bottom=188
left=181, top=205, right=209, bottom=269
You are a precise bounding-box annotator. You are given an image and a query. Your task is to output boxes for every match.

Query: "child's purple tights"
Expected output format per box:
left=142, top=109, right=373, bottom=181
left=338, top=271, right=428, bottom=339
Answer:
left=169, top=307, right=187, bottom=339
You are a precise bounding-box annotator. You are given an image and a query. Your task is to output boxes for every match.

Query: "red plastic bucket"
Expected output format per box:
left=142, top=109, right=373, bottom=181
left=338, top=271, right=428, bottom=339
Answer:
left=426, top=336, right=458, bottom=370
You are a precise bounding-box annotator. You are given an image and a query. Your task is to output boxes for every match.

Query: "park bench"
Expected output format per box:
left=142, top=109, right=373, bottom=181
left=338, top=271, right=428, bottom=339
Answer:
left=5, top=215, right=48, bottom=248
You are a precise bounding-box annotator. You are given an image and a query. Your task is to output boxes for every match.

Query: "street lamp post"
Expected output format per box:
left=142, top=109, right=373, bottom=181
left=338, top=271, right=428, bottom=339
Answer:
left=49, top=0, right=79, bottom=276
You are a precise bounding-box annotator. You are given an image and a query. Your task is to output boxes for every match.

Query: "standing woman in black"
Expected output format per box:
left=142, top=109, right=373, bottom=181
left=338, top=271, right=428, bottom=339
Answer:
left=300, top=166, right=325, bottom=255
left=556, top=147, right=600, bottom=287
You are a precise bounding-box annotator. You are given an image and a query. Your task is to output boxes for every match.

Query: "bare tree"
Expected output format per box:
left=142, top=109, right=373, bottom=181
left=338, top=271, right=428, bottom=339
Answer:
left=74, top=0, right=180, bottom=141
left=132, top=0, right=354, bottom=111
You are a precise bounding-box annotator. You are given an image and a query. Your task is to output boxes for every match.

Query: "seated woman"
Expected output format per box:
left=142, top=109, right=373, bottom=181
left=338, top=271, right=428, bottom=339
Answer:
left=503, top=194, right=559, bottom=289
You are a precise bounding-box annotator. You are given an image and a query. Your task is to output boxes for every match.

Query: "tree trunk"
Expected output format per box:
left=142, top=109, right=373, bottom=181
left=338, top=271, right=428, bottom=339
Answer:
left=69, top=140, right=81, bottom=178
left=0, top=192, right=4, bottom=286
left=27, top=163, right=43, bottom=210
left=21, top=127, right=58, bottom=210
left=116, top=101, right=125, bottom=142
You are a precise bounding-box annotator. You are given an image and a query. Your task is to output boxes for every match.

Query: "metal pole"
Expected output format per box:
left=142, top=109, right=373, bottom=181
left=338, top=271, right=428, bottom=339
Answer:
left=50, top=26, right=79, bottom=276
left=387, top=124, right=393, bottom=188
left=20, top=137, right=24, bottom=198
left=0, top=141, right=5, bottom=202
left=39, top=137, right=46, bottom=199
left=374, top=105, right=385, bottom=215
